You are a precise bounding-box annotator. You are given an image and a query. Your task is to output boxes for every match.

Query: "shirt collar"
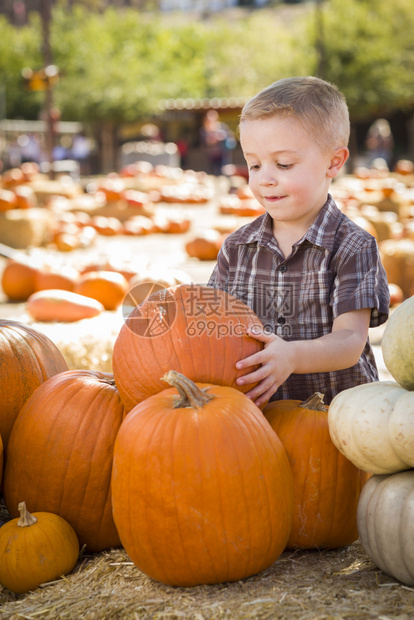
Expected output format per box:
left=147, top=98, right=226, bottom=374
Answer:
left=234, top=194, right=342, bottom=251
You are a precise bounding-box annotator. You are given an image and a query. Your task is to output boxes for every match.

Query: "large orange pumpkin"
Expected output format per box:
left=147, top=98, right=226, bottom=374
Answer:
left=111, top=371, right=293, bottom=586
left=112, top=284, right=265, bottom=412
left=0, top=320, right=68, bottom=451
left=0, top=434, right=3, bottom=488
left=263, top=393, right=370, bottom=549
left=3, top=370, right=125, bottom=552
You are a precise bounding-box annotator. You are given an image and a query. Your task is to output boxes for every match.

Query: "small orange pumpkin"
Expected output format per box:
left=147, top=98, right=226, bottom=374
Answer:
left=26, top=289, right=105, bottom=322
left=0, top=188, right=18, bottom=211
left=91, top=215, right=124, bottom=236
left=185, top=229, right=223, bottom=261
left=80, top=258, right=139, bottom=282
left=0, top=501, right=79, bottom=594
left=1, top=259, right=38, bottom=301
left=74, top=270, right=129, bottom=311
left=13, top=185, right=37, bottom=210
left=34, top=265, right=79, bottom=292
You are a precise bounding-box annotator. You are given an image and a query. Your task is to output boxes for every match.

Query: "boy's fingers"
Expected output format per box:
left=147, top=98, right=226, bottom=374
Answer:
left=246, top=325, right=273, bottom=342
left=235, top=351, right=262, bottom=371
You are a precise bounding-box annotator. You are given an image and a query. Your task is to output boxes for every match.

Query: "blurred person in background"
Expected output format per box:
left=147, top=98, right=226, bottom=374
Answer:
left=200, top=110, right=235, bottom=175
left=365, top=118, right=394, bottom=168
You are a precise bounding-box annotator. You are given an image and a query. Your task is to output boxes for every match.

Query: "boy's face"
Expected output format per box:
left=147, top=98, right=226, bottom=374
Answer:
left=240, top=115, right=342, bottom=231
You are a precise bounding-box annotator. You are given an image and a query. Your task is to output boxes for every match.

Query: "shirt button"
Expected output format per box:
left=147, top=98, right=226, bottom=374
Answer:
left=278, top=264, right=287, bottom=273
left=277, top=316, right=286, bottom=325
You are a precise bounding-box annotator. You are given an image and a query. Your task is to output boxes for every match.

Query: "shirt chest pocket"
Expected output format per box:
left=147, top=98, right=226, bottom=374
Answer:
left=299, top=270, right=334, bottom=333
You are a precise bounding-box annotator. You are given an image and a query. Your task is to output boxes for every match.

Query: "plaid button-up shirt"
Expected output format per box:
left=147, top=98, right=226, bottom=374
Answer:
left=207, top=194, right=390, bottom=404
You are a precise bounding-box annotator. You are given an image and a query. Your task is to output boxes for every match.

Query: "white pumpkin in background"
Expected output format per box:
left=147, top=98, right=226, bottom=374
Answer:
left=382, top=295, right=414, bottom=390
left=328, top=381, right=414, bottom=474
left=357, top=470, right=414, bottom=586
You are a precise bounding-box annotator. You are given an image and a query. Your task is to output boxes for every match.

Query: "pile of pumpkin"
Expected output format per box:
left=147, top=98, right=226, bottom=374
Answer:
left=328, top=294, right=414, bottom=587
left=1, top=284, right=412, bottom=596
left=0, top=255, right=193, bottom=322
left=0, top=160, right=217, bottom=254
left=332, top=160, right=414, bottom=303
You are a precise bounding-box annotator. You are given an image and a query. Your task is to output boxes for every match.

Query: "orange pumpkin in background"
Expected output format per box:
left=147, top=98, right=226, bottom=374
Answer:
left=185, top=229, right=223, bottom=261
left=26, top=289, right=105, bottom=322
left=13, top=185, right=37, bottom=210
left=0, top=434, right=3, bottom=488
left=74, top=270, right=129, bottom=310
left=34, top=265, right=79, bottom=293
left=0, top=189, right=18, bottom=211
left=1, top=259, right=38, bottom=301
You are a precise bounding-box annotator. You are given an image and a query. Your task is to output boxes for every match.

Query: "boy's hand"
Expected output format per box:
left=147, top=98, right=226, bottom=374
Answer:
left=235, top=326, right=296, bottom=407
left=235, top=309, right=372, bottom=407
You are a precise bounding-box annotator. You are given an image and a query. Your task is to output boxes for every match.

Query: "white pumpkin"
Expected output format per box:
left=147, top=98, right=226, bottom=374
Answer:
left=382, top=295, right=414, bottom=390
left=328, top=381, right=414, bottom=474
left=357, top=470, right=414, bottom=586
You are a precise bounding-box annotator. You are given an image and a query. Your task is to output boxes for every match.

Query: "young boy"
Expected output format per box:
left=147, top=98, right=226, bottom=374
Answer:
left=207, top=76, right=390, bottom=407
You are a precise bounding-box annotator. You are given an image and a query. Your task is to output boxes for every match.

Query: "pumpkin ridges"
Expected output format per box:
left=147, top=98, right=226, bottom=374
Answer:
left=0, top=321, right=68, bottom=450
left=174, top=290, right=199, bottom=381
left=60, top=375, right=122, bottom=547
left=328, top=382, right=410, bottom=474
left=112, top=285, right=264, bottom=412
left=227, top=404, right=287, bottom=567
left=0, top=502, right=79, bottom=594
left=357, top=472, right=414, bottom=585
left=111, top=378, right=293, bottom=586
left=264, top=396, right=369, bottom=549
left=74, top=380, right=122, bottom=542
left=4, top=370, right=124, bottom=552
left=112, top=320, right=165, bottom=409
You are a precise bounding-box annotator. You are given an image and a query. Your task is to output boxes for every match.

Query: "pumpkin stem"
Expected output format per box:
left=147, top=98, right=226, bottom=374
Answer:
left=162, top=371, right=215, bottom=409
left=299, top=392, right=328, bottom=412
left=17, top=502, right=38, bottom=527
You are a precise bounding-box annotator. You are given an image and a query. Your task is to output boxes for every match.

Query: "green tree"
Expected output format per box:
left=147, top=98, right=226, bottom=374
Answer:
left=1, top=1, right=414, bottom=170
left=309, top=0, right=414, bottom=119
left=0, top=13, right=44, bottom=119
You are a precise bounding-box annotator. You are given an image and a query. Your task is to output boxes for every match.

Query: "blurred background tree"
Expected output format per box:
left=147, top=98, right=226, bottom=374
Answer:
left=0, top=0, right=413, bottom=171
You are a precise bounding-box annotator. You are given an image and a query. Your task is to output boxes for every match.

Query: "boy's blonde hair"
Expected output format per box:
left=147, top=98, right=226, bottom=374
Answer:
left=240, top=76, right=350, bottom=153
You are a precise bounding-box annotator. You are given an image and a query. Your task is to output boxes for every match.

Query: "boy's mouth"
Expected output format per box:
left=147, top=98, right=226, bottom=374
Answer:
left=262, top=195, right=286, bottom=202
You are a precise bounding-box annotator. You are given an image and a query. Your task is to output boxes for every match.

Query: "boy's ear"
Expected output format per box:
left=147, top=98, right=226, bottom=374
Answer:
left=327, top=147, right=349, bottom=178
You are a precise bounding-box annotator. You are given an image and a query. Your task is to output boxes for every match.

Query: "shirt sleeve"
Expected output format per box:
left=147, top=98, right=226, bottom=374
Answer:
left=330, top=236, right=390, bottom=328
left=207, top=242, right=230, bottom=291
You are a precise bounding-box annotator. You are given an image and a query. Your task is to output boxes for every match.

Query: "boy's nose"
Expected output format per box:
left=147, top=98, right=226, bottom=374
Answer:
left=259, top=169, right=277, bottom=186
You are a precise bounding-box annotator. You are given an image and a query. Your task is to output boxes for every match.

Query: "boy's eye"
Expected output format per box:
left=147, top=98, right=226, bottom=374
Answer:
left=277, top=163, right=293, bottom=170
left=248, top=164, right=260, bottom=171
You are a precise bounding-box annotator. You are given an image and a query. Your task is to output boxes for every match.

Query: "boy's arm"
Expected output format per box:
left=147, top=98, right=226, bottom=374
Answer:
left=236, top=308, right=372, bottom=407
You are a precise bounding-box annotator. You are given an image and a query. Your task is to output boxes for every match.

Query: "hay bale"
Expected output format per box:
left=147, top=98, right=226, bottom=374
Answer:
left=0, top=208, right=54, bottom=249
left=28, top=178, right=83, bottom=205
left=27, top=311, right=124, bottom=372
